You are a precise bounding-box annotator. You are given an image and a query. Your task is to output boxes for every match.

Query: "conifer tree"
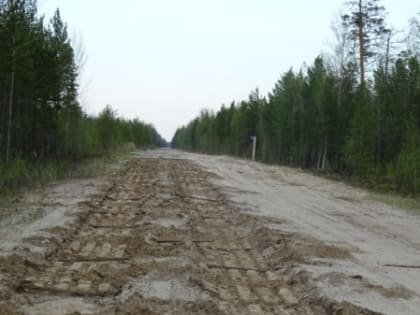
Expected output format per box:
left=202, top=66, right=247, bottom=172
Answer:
left=342, top=0, right=389, bottom=83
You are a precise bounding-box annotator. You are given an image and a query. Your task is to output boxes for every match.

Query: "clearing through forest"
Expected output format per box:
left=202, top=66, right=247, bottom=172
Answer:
left=0, top=149, right=419, bottom=314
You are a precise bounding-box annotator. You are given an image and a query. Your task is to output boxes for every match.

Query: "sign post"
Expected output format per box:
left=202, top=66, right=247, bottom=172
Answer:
left=250, top=136, right=256, bottom=161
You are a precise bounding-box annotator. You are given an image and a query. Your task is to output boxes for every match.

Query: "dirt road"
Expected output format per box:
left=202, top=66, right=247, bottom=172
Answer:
left=0, top=149, right=418, bottom=314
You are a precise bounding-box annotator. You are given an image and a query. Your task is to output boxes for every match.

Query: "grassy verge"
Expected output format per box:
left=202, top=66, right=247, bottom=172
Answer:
left=314, top=168, right=419, bottom=213
left=310, top=169, right=419, bottom=214
left=368, top=191, right=420, bottom=214
left=0, top=143, right=142, bottom=196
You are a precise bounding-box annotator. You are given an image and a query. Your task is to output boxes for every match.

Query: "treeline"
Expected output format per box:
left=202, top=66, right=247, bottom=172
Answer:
left=91, top=105, right=165, bottom=154
left=173, top=1, right=420, bottom=194
left=0, top=0, right=163, bottom=190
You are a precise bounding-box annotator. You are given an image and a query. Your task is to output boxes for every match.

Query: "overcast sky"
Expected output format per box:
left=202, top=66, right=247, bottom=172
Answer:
left=38, top=0, right=419, bottom=140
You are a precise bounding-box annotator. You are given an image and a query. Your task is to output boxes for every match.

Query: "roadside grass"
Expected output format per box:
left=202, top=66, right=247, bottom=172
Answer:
left=368, top=191, right=420, bottom=214
left=253, top=160, right=419, bottom=214
left=0, top=143, right=142, bottom=197
left=319, top=170, right=420, bottom=214
left=313, top=170, right=420, bottom=214
left=352, top=179, right=420, bottom=214
left=193, top=152, right=420, bottom=214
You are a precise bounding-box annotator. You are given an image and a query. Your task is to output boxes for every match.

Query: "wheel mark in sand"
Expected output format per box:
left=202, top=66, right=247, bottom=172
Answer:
left=4, top=157, right=381, bottom=314
left=232, top=250, right=266, bottom=304
left=18, top=281, right=119, bottom=297
left=14, top=165, right=149, bottom=302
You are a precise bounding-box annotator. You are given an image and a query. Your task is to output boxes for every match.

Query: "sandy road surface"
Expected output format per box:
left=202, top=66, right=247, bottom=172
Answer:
left=152, top=149, right=420, bottom=315
left=0, top=149, right=418, bottom=314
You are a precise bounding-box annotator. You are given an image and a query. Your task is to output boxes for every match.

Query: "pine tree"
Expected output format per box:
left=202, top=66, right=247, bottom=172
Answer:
left=345, top=84, right=376, bottom=177
left=342, top=0, right=389, bottom=83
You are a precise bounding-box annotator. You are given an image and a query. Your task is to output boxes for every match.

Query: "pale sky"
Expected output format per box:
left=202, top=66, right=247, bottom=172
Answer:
left=38, top=0, right=419, bottom=141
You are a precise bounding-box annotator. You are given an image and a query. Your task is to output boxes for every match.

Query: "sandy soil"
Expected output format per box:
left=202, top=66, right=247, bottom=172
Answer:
left=0, top=149, right=418, bottom=314
left=151, top=149, right=420, bottom=315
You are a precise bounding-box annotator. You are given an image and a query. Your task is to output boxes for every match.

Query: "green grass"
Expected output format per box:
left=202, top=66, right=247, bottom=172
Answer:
left=0, top=143, right=141, bottom=195
left=369, top=191, right=420, bottom=214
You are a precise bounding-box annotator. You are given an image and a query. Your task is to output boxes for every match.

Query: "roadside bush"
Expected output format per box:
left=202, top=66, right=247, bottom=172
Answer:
left=0, top=157, right=30, bottom=191
left=392, top=148, right=420, bottom=194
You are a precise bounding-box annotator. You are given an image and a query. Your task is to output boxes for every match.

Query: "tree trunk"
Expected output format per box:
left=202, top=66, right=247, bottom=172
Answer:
left=317, top=147, right=322, bottom=170
left=0, top=88, right=7, bottom=161
left=6, top=69, right=15, bottom=163
left=358, top=0, right=365, bottom=83
left=385, top=31, right=391, bottom=76
left=6, top=33, right=16, bottom=164
left=376, top=97, right=381, bottom=173
left=321, top=136, right=328, bottom=170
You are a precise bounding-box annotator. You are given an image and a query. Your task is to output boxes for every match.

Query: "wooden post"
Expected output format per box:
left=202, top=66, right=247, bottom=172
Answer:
left=251, top=136, right=256, bottom=161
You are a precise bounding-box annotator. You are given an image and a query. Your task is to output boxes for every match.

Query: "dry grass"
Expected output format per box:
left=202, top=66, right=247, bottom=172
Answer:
left=369, top=192, right=420, bottom=214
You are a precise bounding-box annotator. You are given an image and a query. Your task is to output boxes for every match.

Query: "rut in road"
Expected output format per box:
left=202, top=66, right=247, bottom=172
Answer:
left=1, top=158, right=379, bottom=314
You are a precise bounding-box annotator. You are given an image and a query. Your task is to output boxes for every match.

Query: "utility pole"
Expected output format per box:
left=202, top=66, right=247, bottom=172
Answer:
left=251, top=136, right=257, bottom=161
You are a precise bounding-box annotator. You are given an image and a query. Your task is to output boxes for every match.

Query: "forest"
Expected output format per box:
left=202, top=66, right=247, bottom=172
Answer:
left=0, top=0, right=164, bottom=190
left=172, top=0, right=420, bottom=194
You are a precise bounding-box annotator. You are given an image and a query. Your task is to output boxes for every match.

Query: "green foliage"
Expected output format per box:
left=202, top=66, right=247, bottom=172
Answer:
left=342, top=0, right=390, bottom=82
left=0, top=1, right=164, bottom=192
left=172, top=52, right=420, bottom=194
left=96, top=105, right=119, bottom=152
left=171, top=1, right=419, bottom=195
left=0, top=156, right=29, bottom=190
left=345, top=84, right=376, bottom=177
left=392, top=121, right=420, bottom=193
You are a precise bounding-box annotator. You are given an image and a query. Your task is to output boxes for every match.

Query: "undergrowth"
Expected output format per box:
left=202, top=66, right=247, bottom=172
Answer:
left=0, top=143, right=141, bottom=195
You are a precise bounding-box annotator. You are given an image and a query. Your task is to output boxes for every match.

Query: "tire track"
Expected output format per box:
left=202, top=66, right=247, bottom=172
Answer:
left=1, top=157, right=381, bottom=315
